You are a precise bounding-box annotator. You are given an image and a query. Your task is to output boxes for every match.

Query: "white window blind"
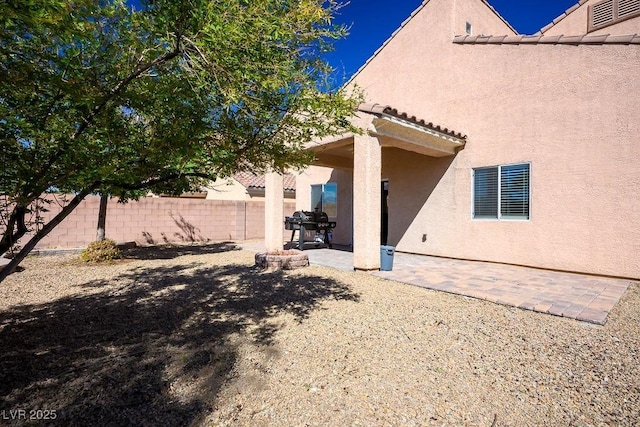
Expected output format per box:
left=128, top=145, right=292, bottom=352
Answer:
left=500, top=164, right=530, bottom=219
left=473, top=167, right=498, bottom=219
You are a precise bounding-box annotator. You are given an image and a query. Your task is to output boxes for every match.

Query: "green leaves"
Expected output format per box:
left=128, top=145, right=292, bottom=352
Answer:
left=1, top=0, right=361, bottom=204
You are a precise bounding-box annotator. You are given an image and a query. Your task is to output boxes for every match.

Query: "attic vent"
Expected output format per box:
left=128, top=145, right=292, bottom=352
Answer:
left=589, top=0, right=640, bottom=31
left=619, top=0, right=640, bottom=18
left=592, top=0, right=614, bottom=27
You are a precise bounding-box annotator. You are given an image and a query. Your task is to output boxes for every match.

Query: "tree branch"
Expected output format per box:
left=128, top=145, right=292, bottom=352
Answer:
left=0, top=188, right=93, bottom=283
left=31, top=33, right=185, bottom=195
left=102, top=171, right=217, bottom=191
left=73, top=41, right=183, bottom=141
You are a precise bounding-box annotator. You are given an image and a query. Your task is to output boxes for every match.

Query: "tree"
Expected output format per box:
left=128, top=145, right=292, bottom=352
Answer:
left=96, top=193, right=108, bottom=242
left=0, top=0, right=361, bottom=281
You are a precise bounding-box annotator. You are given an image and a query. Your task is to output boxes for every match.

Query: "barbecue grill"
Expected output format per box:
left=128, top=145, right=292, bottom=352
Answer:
left=284, top=210, right=336, bottom=250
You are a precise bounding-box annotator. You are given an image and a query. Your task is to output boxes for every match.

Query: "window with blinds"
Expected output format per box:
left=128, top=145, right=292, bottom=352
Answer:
left=473, top=163, right=530, bottom=220
left=589, top=0, right=640, bottom=32
left=473, top=167, right=498, bottom=219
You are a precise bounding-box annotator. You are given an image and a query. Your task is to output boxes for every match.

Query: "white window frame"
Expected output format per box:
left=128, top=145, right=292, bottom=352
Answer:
left=465, top=21, right=473, bottom=35
left=472, top=162, right=531, bottom=221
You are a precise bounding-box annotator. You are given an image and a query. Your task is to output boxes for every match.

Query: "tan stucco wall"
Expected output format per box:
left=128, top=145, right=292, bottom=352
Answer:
left=453, top=0, right=517, bottom=37
left=205, top=178, right=294, bottom=202
left=295, top=167, right=354, bottom=247
left=542, top=0, right=640, bottom=36
left=264, top=172, right=284, bottom=251
left=542, top=2, right=590, bottom=35
left=301, top=0, right=640, bottom=278
left=205, top=178, right=251, bottom=201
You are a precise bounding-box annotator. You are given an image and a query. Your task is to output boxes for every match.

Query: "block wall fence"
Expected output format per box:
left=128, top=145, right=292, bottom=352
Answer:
left=13, top=195, right=296, bottom=250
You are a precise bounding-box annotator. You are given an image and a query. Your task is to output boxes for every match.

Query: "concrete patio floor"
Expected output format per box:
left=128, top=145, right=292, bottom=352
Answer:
left=242, top=242, right=632, bottom=325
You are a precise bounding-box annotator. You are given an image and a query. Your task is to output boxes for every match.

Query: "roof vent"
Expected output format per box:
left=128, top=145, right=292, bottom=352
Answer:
left=592, top=0, right=615, bottom=27
left=589, top=0, right=640, bottom=32
left=619, top=0, right=640, bottom=18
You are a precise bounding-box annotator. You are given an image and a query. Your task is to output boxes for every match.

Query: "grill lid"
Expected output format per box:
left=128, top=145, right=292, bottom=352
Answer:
left=290, top=210, right=330, bottom=222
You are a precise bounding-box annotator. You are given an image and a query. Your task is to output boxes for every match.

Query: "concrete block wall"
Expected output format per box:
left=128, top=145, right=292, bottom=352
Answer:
left=10, top=195, right=296, bottom=250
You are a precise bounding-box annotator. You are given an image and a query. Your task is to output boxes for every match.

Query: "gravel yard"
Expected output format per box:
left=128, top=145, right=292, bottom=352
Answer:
left=0, top=244, right=638, bottom=426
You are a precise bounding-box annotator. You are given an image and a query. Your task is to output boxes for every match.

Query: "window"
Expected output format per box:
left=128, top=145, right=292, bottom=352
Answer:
left=473, top=163, right=530, bottom=220
left=310, top=183, right=337, bottom=217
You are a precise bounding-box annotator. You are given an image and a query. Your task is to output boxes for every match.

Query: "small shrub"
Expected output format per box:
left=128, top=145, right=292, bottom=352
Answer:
left=80, top=239, right=122, bottom=263
left=5, top=244, right=21, bottom=258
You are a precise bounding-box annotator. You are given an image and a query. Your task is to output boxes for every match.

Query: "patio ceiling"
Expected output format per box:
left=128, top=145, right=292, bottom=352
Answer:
left=308, top=103, right=467, bottom=169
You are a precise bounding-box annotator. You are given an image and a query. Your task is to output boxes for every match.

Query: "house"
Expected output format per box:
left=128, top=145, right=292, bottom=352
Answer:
left=155, top=172, right=296, bottom=201
left=204, top=172, right=296, bottom=201
left=264, top=0, right=640, bottom=279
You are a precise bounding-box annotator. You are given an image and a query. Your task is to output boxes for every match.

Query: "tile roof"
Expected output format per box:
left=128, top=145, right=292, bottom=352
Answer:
left=538, top=1, right=587, bottom=35
left=233, top=172, right=296, bottom=191
left=358, top=103, right=467, bottom=140
left=453, top=33, right=640, bottom=45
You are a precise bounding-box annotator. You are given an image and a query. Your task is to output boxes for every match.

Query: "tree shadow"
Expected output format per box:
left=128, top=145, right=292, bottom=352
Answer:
left=139, top=214, right=212, bottom=247
left=170, top=213, right=210, bottom=244
left=0, top=261, right=359, bottom=426
left=122, top=242, right=241, bottom=260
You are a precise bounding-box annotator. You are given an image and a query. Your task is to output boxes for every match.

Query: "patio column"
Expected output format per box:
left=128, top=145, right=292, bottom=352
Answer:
left=264, top=171, right=284, bottom=252
left=353, top=133, right=381, bottom=270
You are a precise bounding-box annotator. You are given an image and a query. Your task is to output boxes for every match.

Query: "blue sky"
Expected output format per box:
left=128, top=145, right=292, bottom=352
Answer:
left=126, top=0, right=580, bottom=85
left=325, top=0, right=580, bottom=83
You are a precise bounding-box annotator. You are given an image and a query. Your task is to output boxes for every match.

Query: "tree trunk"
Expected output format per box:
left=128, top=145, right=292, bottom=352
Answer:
left=0, top=204, right=29, bottom=255
left=0, top=190, right=91, bottom=283
left=96, top=194, right=108, bottom=241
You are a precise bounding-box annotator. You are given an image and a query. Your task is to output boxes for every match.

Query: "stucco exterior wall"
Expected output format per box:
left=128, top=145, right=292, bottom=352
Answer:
left=542, top=0, right=640, bottom=36
left=301, top=0, right=640, bottom=278
left=453, top=0, right=517, bottom=37
left=295, top=167, right=354, bottom=247
left=541, top=2, right=590, bottom=35
left=205, top=178, right=251, bottom=201
left=594, top=15, right=640, bottom=34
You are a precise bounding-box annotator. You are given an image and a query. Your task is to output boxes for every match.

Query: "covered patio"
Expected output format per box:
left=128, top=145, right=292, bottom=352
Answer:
left=258, top=101, right=631, bottom=325
left=263, top=103, right=467, bottom=270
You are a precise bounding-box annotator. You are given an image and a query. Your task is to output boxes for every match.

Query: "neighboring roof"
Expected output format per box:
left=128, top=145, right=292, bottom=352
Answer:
left=358, top=103, right=467, bottom=140
left=233, top=172, right=296, bottom=191
left=346, top=0, right=517, bottom=87
left=453, top=33, right=640, bottom=45
left=538, top=1, right=587, bottom=35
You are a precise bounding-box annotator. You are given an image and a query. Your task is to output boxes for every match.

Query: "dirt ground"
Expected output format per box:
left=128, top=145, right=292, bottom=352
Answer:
left=0, top=244, right=638, bottom=426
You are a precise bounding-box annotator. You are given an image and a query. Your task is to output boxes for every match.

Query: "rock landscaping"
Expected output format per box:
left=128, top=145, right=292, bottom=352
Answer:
left=0, top=244, right=637, bottom=426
